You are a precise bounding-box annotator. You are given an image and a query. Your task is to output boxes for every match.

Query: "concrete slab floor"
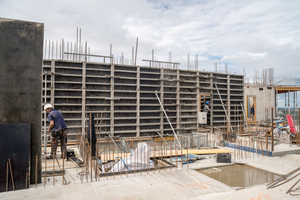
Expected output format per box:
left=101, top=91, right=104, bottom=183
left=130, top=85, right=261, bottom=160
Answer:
left=2, top=152, right=300, bottom=199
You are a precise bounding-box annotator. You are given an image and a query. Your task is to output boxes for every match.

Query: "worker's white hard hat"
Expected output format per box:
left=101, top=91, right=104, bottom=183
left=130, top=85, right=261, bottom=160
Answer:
left=44, top=103, right=53, bottom=110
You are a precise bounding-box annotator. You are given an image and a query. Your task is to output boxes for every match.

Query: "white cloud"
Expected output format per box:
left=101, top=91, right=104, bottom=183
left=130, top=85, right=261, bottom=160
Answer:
left=1, top=0, right=300, bottom=80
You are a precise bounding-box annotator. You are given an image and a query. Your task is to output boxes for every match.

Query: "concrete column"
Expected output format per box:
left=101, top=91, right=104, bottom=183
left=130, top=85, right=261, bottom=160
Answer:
left=160, top=68, right=164, bottom=135
left=50, top=60, right=55, bottom=105
left=81, top=62, right=86, bottom=135
left=110, top=64, right=115, bottom=136
left=210, top=72, right=214, bottom=128
left=196, top=71, right=199, bottom=131
left=136, top=66, right=140, bottom=137
left=227, top=75, right=231, bottom=131
left=176, top=69, right=180, bottom=135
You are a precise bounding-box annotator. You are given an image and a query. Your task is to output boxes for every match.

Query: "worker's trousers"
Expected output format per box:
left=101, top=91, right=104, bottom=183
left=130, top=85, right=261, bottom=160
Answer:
left=51, top=129, right=67, bottom=158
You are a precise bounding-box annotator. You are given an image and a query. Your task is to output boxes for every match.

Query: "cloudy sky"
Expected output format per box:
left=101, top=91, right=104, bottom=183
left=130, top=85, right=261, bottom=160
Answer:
left=1, top=0, right=300, bottom=107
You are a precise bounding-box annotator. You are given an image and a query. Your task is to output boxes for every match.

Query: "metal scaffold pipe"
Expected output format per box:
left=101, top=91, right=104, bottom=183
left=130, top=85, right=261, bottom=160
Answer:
left=215, top=83, right=233, bottom=132
left=155, top=91, right=181, bottom=149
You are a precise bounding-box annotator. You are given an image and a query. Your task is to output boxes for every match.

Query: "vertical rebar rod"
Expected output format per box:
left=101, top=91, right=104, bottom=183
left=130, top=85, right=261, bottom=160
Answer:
left=53, top=154, right=55, bottom=186
left=117, top=140, right=119, bottom=178
left=298, top=109, right=300, bottom=147
left=154, top=140, right=156, bottom=174
left=170, top=139, right=172, bottom=172
left=90, top=113, right=92, bottom=182
left=175, top=137, right=177, bottom=170
left=103, top=140, right=105, bottom=180
left=112, top=140, right=114, bottom=179
left=187, top=54, right=190, bottom=70
left=234, top=131, right=236, bottom=161
left=54, top=155, right=67, bottom=184
left=261, top=139, right=263, bottom=158
left=44, top=134, right=47, bottom=187
left=186, top=136, right=189, bottom=171
left=136, top=140, right=138, bottom=175
left=140, top=138, right=142, bottom=176
left=134, top=38, right=138, bottom=66
left=144, top=143, right=146, bottom=175
left=99, top=141, right=101, bottom=182
left=48, top=40, right=50, bottom=59
left=266, top=127, right=268, bottom=156
left=6, top=162, right=8, bottom=192
left=26, top=172, right=28, bottom=190
left=56, top=40, right=58, bottom=60
left=70, top=42, right=73, bottom=61
left=63, top=154, right=65, bottom=185
left=95, top=147, right=97, bottom=181
left=227, top=103, right=229, bottom=142
left=252, top=132, right=254, bottom=159
left=181, top=136, right=183, bottom=169
left=106, top=140, right=108, bottom=180
left=159, top=141, right=162, bottom=173
left=121, top=141, right=123, bottom=178
left=79, top=29, right=81, bottom=61
left=130, top=139, right=132, bottom=176
left=35, top=154, right=38, bottom=188
left=271, top=107, right=274, bottom=151
left=44, top=39, right=47, bottom=59
left=126, top=142, right=129, bottom=178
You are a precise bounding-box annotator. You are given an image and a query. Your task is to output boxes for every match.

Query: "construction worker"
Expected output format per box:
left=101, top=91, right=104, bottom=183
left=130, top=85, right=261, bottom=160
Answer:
left=204, top=101, right=210, bottom=113
left=44, top=103, right=68, bottom=159
left=203, top=101, right=210, bottom=127
left=251, top=104, right=255, bottom=121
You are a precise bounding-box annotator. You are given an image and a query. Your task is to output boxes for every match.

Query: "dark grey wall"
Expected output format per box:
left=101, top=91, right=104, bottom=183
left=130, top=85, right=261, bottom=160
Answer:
left=0, top=18, right=44, bottom=184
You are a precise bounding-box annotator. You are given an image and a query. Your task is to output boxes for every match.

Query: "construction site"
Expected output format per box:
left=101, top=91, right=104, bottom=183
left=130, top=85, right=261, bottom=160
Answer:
left=1, top=18, right=300, bottom=200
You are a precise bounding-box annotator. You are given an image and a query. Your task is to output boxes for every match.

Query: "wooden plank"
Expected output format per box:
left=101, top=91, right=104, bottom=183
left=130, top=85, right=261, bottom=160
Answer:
left=99, top=148, right=232, bottom=162
left=275, top=86, right=300, bottom=91
left=43, top=137, right=153, bottom=147
left=248, top=121, right=258, bottom=125
left=154, top=136, right=174, bottom=142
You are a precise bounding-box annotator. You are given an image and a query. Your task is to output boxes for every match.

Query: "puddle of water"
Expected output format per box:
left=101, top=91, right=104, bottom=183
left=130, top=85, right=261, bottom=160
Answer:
left=196, top=164, right=281, bottom=188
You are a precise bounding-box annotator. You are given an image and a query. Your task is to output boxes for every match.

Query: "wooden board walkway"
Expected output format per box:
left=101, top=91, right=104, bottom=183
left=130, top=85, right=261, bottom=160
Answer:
left=99, top=148, right=232, bottom=161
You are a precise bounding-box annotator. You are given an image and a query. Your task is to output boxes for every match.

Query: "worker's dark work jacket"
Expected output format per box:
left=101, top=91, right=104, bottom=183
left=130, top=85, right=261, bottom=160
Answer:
left=48, top=109, right=68, bottom=132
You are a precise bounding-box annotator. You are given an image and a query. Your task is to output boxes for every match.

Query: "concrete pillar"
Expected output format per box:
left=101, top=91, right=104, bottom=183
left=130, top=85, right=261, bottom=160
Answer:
left=136, top=66, right=140, bottom=137
left=176, top=69, right=180, bottom=134
left=0, top=18, right=44, bottom=184
left=81, top=62, right=86, bottom=135
left=160, top=68, right=164, bottom=135
left=110, top=64, right=115, bottom=136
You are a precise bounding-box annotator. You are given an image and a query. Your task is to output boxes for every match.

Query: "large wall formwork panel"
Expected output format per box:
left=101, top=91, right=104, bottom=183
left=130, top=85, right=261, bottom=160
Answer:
left=212, top=73, right=245, bottom=131
left=0, top=18, right=43, bottom=186
left=42, top=60, right=244, bottom=142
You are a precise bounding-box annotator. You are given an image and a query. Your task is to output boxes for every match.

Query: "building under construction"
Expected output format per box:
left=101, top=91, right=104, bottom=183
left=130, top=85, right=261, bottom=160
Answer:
left=2, top=18, right=300, bottom=200
left=42, top=57, right=244, bottom=142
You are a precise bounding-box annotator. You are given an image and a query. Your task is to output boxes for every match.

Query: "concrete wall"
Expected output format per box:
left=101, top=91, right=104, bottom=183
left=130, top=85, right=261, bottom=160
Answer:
left=244, top=85, right=275, bottom=122
left=0, top=18, right=44, bottom=184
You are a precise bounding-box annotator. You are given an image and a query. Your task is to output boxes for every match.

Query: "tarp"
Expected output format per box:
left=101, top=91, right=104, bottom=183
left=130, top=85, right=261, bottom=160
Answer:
left=101, top=142, right=154, bottom=173
left=286, top=114, right=297, bottom=134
